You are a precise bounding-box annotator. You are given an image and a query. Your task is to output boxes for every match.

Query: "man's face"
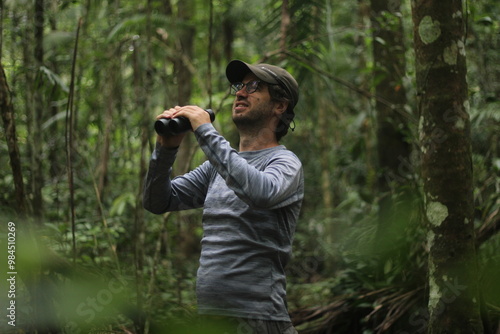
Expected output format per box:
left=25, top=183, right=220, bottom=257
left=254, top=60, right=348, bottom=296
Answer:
left=231, top=73, right=276, bottom=130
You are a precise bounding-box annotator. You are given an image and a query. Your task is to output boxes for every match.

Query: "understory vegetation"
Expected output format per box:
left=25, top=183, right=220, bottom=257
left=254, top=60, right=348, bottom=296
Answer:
left=0, top=0, right=498, bottom=333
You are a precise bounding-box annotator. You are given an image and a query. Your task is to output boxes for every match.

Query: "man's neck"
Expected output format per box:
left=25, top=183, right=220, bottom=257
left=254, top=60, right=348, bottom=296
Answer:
left=238, top=131, right=279, bottom=152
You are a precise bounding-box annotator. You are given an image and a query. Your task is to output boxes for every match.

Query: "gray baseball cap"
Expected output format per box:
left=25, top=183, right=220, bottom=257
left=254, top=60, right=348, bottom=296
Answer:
left=226, top=60, right=299, bottom=108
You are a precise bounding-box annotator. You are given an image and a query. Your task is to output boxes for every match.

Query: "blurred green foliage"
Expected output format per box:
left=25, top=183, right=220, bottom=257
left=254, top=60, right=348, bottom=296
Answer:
left=0, top=0, right=498, bottom=333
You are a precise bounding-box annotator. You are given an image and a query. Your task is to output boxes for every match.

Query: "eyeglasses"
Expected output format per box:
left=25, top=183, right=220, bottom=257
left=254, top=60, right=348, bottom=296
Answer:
left=230, top=80, right=261, bottom=95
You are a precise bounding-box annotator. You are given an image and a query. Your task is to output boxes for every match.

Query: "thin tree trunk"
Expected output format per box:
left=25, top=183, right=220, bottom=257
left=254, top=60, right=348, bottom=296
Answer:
left=97, top=52, right=117, bottom=200
left=411, top=0, right=483, bottom=332
left=0, top=0, right=3, bottom=59
left=66, top=17, right=82, bottom=267
left=222, top=8, right=235, bottom=62
left=133, top=1, right=155, bottom=333
left=280, top=0, right=290, bottom=57
left=175, top=0, right=196, bottom=177
left=32, top=0, right=44, bottom=221
left=171, top=0, right=197, bottom=309
left=0, top=63, right=28, bottom=215
left=370, top=0, right=412, bottom=246
left=22, top=3, right=34, bottom=209
left=316, top=78, right=333, bottom=212
left=47, top=0, right=62, bottom=179
left=132, top=30, right=146, bottom=334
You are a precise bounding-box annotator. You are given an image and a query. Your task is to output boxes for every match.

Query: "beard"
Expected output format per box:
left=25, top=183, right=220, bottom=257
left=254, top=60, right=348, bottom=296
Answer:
left=232, top=100, right=276, bottom=134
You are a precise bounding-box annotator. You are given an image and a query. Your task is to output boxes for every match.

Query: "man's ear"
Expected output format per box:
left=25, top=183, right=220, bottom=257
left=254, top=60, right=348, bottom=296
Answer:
left=273, top=101, right=288, bottom=116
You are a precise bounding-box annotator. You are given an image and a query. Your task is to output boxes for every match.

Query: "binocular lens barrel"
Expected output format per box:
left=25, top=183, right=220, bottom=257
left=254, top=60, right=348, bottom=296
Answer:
left=154, top=109, right=214, bottom=136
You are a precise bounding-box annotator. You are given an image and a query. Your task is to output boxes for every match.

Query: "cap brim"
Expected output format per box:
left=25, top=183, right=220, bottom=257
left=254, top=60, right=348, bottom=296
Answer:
left=226, top=60, right=279, bottom=85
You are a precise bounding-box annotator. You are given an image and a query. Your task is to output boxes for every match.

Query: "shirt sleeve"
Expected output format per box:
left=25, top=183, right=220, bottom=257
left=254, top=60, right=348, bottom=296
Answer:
left=194, top=123, right=304, bottom=210
left=143, top=142, right=211, bottom=214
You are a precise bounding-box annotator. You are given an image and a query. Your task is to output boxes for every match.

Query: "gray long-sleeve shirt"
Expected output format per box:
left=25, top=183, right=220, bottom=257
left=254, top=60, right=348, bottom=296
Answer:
left=143, top=123, right=304, bottom=321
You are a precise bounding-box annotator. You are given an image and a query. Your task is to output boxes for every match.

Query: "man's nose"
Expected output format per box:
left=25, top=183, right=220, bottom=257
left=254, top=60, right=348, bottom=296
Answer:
left=235, top=87, right=248, bottom=97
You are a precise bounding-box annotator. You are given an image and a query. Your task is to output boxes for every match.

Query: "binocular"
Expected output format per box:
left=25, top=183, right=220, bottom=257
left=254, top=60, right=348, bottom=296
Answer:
left=154, top=109, right=215, bottom=136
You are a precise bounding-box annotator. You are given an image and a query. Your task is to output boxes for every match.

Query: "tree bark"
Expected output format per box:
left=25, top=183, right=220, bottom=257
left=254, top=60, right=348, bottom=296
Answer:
left=411, top=0, right=484, bottom=332
left=174, top=0, right=196, bottom=178
left=370, top=0, right=413, bottom=246
left=47, top=1, right=63, bottom=179
left=222, top=9, right=235, bottom=62
left=280, top=0, right=290, bottom=58
left=316, top=77, right=334, bottom=212
left=97, top=51, right=118, bottom=200
left=0, top=0, right=3, bottom=59
left=171, top=0, right=200, bottom=309
left=32, top=0, right=45, bottom=221
left=0, top=63, right=28, bottom=215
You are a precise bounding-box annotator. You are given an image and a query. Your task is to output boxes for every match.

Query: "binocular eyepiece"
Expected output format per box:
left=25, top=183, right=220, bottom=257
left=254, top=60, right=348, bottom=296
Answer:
left=154, top=109, right=215, bottom=136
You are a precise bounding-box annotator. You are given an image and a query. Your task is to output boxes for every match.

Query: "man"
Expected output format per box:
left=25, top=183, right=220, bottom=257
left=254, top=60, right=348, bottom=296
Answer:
left=143, top=60, right=304, bottom=334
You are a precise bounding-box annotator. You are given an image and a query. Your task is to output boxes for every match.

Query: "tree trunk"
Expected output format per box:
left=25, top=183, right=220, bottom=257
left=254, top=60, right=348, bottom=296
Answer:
left=169, top=0, right=201, bottom=310
left=316, top=77, right=334, bottom=212
left=411, top=0, right=484, bottom=333
left=174, top=0, right=196, bottom=177
left=97, top=51, right=118, bottom=200
left=32, top=0, right=45, bottom=221
left=370, top=0, right=413, bottom=247
left=279, top=0, right=290, bottom=58
left=222, top=9, right=235, bottom=62
left=0, top=63, right=28, bottom=215
left=47, top=1, right=63, bottom=179
left=131, top=4, right=151, bottom=333
left=0, top=0, right=3, bottom=59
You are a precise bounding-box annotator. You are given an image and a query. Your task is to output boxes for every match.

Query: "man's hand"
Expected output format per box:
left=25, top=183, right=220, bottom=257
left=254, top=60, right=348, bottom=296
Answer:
left=171, top=105, right=212, bottom=131
left=155, top=105, right=211, bottom=148
left=155, top=106, right=186, bottom=148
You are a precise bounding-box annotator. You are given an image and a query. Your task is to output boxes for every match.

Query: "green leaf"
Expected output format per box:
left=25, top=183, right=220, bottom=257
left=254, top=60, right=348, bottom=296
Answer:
left=109, top=192, right=135, bottom=216
left=39, top=66, right=70, bottom=92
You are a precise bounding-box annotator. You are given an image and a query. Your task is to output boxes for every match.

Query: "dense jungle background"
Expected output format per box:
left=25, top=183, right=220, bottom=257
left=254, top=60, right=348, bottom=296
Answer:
left=0, top=0, right=499, bottom=333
